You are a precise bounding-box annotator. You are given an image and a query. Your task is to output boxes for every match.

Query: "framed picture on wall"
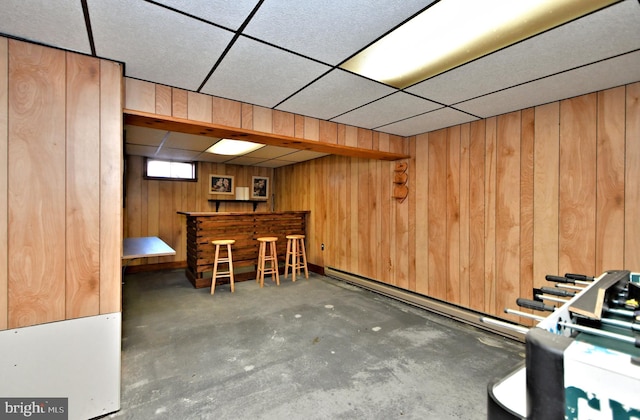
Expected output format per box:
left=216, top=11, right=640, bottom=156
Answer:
left=251, top=176, right=269, bottom=199
left=209, top=174, right=234, bottom=195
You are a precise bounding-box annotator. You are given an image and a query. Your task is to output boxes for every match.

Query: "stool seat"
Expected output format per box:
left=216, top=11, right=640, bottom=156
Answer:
left=256, top=237, right=279, bottom=287
left=211, top=239, right=235, bottom=295
left=284, top=234, right=308, bottom=282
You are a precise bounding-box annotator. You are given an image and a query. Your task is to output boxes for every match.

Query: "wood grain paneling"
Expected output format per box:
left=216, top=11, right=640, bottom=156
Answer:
left=495, top=112, right=521, bottom=321
left=483, top=118, right=497, bottom=314
left=468, top=120, right=485, bottom=312
left=446, top=126, right=461, bottom=303
left=533, top=102, right=559, bottom=288
left=0, top=37, right=7, bottom=330
left=559, top=94, right=597, bottom=276
left=428, top=130, right=447, bottom=300
left=99, top=59, right=123, bottom=315
left=596, top=87, right=625, bottom=273
left=125, top=78, right=154, bottom=112
left=155, top=84, right=172, bottom=116
left=8, top=40, right=66, bottom=328
left=187, top=91, right=212, bottom=123
left=414, top=134, right=429, bottom=294
left=459, top=124, right=470, bottom=307
left=66, top=52, right=100, bottom=319
left=172, top=88, right=188, bottom=119
left=520, top=108, right=535, bottom=325
left=626, top=83, right=640, bottom=271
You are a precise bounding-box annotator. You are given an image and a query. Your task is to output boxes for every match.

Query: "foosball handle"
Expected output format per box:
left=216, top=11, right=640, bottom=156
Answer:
left=516, top=298, right=555, bottom=312
left=565, top=273, right=594, bottom=281
left=545, top=274, right=574, bottom=284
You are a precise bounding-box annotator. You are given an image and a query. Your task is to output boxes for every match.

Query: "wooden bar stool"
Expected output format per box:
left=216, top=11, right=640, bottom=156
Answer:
left=211, top=239, right=235, bottom=295
left=284, top=234, right=308, bottom=282
left=256, top=237, right=280, bottom=287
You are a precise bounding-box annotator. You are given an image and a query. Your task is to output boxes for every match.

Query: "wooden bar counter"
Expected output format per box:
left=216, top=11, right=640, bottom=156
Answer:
left=178, top=211, right=309, bottom=288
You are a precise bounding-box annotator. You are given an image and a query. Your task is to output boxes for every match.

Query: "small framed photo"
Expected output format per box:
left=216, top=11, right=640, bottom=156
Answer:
left=251, top=176, right=269, bottom=199
left=209, top=174, right=234, bottom=195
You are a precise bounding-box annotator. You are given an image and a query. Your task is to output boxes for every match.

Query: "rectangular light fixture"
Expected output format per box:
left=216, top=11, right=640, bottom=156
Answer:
left=340, top=0, right=621, bottom=89
left=206, top=139, right=265, bottom=156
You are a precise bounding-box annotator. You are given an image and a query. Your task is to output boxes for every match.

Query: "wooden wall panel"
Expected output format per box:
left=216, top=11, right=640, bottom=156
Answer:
left=495, top=112, right=521, bottom=321
left=468, top=120, right=485, bottom=312
left=559, top=94, right=597, bottom=275
left=533, top=102, right=559, bottom=288
left=484, top=117, right=497, bottom=315
left=626, top=83, right=640, bottom=270
left=1, top=39, right=122, bottom=331
left=446, top=127, right=460, bottom=303
left=459, top=125, right=470, bottom=307
left=155, top=84, right=172, bottom=116
left=187, top=91, right=212, bottom=123
left=0, top=37, right=7, bottom=330
left=520, top=108, right=535, bottom=325
left=596, top=87, right=625, bottom=273
left=66, top=53, right=100, bottom=319
left=427, top=130, right=447, bottom=300
left=125, top=78, right=154, bottom=112
left=172, top=88, right=188, bottom=119
left=414, top=134, right=429, bottom=294
left=8, top=41, right=67, bottom=328
left=99, top=59, right=123, bottom=315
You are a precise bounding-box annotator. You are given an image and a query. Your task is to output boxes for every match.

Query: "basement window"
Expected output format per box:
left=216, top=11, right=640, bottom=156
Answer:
left=144, top=159, right=197, bottom=181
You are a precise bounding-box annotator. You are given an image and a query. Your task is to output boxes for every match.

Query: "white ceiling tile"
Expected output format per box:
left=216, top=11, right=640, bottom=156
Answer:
left=151, top=0, right=261, bottom=30
left=126, top=144, right=157, bottom=158
left=331, top=92, right=440, bottom=129
left=378, top=108, right=478, bottom=137
left=87, top=0, right=234, bottom=91
left=165, top=132, right=218, bottom=151
left=196, top=153, right=235, bottom=163
left=408, top=0, right=640, bottom=105
left=155, top=148, right=201, bottom=161
left=254, top=159, right=296, bottom=168
left=125, top=126, right=167, bottom=147
left=201, top=36, right=330, bottom=107
left=456, top=51, right=640, bottom=119
left=223, top=156, right=268, bottom=166
left=243, top=0, right=436, bottom=65
left=0, top=0, right=90, bottom=54
left=276, top=69, right=395, bottom=120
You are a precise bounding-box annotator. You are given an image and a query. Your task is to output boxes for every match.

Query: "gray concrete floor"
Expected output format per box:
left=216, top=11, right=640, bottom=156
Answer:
left=108, top=269, right=524, bottom=420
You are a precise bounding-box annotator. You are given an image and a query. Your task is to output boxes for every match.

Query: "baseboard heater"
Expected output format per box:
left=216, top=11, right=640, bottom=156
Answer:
left=325, top=266, right=526, bottom=343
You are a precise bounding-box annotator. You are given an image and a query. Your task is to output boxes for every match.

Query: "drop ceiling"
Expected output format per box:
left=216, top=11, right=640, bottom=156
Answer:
left=1, top=0, right=639, bottom=167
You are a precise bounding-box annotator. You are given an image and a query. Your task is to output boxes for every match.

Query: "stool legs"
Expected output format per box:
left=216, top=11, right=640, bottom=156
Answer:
left=211, top=242, right=234, bottom=295
left=256, top=238, right=279, bottom=287
left=285, top=236, right=308, bottom=282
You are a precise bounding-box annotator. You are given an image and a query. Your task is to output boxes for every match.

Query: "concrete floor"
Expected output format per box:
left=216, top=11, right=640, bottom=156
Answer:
left=108, top=269, right=524, bottom=420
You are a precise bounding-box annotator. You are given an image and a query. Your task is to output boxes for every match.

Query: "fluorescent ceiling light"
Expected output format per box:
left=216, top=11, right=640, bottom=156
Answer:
left=206, top=139, right=265, bottom=156
left=341, top=0, right=620, bottom=89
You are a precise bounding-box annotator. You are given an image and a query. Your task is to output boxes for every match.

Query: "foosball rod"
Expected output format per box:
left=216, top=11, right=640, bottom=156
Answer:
left=535, top=294, right=569, bottom=304
left=504, top=308, right=546, bottom=321
left=557, top=321, right=640, bottom=347
left=598, top=317, right=640, bottom=332
left=478, top=316, right=530, bottom=335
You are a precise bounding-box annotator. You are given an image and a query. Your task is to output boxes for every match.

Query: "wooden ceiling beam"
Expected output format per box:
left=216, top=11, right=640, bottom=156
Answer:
left=124, top=109, right=409, bottom=162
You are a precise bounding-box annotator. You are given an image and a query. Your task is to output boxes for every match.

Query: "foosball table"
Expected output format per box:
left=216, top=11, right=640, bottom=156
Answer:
left=485, top=270, right=640, bottom=419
